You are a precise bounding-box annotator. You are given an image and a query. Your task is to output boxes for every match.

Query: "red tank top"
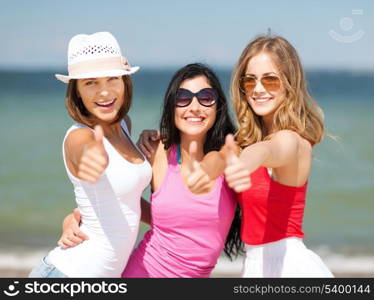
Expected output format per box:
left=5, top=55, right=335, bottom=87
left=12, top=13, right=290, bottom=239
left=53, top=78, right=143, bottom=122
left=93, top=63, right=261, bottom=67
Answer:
left=238, top=166, right=307, bottom=245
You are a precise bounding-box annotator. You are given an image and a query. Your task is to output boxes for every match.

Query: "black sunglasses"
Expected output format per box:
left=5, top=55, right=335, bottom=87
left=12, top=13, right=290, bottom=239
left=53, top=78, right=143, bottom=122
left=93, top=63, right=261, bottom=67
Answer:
left=175, top=88, right=217, bottom=107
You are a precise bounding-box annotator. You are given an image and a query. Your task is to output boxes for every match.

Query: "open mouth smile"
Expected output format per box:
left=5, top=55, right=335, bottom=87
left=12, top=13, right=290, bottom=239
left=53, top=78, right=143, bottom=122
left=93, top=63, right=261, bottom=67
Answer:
left=95, top=99, right=116, bottom=108
left=253, top=97, right=273, bottom=103
left=184, top=116, right=205, bottom=123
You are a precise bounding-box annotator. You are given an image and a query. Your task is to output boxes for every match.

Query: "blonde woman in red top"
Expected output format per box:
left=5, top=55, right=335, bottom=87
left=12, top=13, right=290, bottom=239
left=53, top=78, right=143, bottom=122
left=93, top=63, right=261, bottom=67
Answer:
left=224, top=35, right=333, bottom=277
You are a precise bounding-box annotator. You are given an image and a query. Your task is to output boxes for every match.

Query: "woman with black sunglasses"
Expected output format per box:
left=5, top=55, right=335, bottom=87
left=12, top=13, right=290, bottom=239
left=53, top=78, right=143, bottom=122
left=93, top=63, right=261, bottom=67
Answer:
left=59, top=63, right=247, bottom=277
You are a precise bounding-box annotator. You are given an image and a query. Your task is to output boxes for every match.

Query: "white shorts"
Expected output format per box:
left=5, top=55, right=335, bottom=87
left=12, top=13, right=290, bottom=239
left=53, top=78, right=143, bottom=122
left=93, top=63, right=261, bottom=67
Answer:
left=241, top=237, right=334, bottom=278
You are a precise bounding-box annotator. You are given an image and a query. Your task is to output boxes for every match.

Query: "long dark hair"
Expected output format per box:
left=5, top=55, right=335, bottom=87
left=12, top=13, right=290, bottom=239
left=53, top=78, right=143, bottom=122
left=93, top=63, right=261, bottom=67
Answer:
left=160, top=63, right=243, bottom=259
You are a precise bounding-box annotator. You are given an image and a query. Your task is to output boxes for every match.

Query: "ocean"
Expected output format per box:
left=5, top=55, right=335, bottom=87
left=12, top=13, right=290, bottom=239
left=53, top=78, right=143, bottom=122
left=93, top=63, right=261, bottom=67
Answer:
left=0, top=69, right=373, bottom=276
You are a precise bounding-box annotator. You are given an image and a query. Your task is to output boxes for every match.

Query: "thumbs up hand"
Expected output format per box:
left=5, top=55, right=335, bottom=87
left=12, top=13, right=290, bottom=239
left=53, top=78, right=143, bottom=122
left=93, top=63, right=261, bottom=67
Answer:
left=186, top=141, right=214, bottom=195
left=77, top=125, right=109, bottom=183
left=223, top=134, right=251, bottom=192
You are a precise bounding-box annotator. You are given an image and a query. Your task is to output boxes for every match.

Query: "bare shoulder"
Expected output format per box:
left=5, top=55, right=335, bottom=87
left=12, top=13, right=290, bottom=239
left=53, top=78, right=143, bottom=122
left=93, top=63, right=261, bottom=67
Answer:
left=64, top=128, right=95, bottom=167
left=150, top=140, right=169, bottom=191
left=269, top=130, right=300, bottom=150
left=271, top=130, right=313, bottom=157
left=154, top=140, right=168, bottom=158
left=65, top=128, right=94, bottom=149
left=271, top=130, right=300, bottom=142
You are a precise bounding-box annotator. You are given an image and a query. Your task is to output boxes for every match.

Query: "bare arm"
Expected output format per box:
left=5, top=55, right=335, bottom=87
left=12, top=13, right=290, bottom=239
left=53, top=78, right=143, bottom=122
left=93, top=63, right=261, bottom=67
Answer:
left=140, top=197, right=151, bottom=225
left=198, top=138, right=243, bottom=179
left=65, top=125, right=109, bottom=183
left=186, top=138, right=250, bottom=194
left=224, top=131, right=300, bottom=192
left=199, top=151, right=226, bottom=180
left=57, top=208, right=88, bottom=248
left=239, top=130, right=300, bottom=173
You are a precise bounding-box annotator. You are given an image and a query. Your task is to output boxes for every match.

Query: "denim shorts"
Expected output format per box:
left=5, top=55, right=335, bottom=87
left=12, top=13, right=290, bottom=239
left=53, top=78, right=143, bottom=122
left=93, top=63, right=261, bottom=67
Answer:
left=29, top=255, right=67, bottom=278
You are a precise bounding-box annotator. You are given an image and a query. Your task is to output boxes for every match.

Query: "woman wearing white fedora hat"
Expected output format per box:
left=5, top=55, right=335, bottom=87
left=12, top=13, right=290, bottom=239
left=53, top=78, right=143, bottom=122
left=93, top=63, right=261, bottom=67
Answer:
left=29, top=32, right=152, bottom=277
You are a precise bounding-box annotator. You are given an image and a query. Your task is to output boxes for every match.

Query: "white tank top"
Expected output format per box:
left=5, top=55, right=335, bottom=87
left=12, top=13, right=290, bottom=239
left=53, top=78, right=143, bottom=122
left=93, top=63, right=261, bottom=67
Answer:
left=48, top=120, right=152, bottom=277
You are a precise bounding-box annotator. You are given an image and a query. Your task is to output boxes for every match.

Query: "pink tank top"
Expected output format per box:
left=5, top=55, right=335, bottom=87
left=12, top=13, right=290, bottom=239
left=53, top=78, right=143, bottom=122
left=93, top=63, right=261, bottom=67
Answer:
left=122, top=145, right=236, bottom=277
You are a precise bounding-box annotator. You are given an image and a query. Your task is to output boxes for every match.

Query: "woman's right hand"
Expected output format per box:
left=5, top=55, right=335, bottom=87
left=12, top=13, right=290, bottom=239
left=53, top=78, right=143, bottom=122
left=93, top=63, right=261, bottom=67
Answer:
left=137, top=129, right=160, bottom=158
left=78, top=125, right=109, bottom=183
left=57, top=208, right=88, bottom=249
left=186, top=142, right=215, bottom=195
left=223, top=134, right=251, bottom=193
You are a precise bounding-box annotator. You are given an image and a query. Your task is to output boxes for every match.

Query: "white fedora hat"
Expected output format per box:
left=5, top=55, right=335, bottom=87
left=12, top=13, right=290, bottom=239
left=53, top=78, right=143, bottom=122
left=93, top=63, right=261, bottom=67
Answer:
left=55, top=32, right=139, bottom=83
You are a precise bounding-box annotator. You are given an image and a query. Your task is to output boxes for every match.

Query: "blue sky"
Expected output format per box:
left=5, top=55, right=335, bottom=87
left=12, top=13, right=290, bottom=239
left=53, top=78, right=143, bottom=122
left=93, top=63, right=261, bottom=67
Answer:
left=1, top=0, right=373, bottom=70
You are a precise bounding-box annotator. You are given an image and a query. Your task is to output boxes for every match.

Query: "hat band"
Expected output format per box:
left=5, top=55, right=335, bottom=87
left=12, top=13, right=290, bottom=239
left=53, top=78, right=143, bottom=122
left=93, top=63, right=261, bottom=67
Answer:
left=68, top=56, right=131, bottom=76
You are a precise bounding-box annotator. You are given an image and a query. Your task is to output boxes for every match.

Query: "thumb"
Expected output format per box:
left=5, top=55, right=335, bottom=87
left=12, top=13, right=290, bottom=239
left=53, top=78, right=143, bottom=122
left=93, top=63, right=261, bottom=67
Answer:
left=94, top=125, right=104, bottom=144
left=73, top=208, right=81, bottom=222
left=225, top=134, right=239, bottom=165
left=188, top=141, right=199, bottom=172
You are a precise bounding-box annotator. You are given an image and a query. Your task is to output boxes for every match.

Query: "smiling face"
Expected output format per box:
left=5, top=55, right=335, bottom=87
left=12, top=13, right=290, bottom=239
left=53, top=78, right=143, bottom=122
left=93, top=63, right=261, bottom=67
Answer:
left=76, top=76, right=125, bottom=124
left=244, top=52, right=285, bottom=124
left=174, top=75, right=217, bottom=140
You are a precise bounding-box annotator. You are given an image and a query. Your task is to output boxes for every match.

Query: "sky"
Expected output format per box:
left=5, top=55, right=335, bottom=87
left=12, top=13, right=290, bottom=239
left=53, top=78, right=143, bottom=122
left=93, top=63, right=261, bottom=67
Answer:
left=1, top=0, right=373, bottom=71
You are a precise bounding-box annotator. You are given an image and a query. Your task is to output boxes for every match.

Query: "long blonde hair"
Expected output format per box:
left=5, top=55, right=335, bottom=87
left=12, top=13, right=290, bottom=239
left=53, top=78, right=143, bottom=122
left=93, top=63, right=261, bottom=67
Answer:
left=231, top=35, right=324, bottom=148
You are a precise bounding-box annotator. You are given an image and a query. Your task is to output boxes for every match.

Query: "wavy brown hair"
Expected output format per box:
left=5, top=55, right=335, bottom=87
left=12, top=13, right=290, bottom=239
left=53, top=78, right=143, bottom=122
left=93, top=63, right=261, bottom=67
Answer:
left=231, top=35, right=324, bottom=148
